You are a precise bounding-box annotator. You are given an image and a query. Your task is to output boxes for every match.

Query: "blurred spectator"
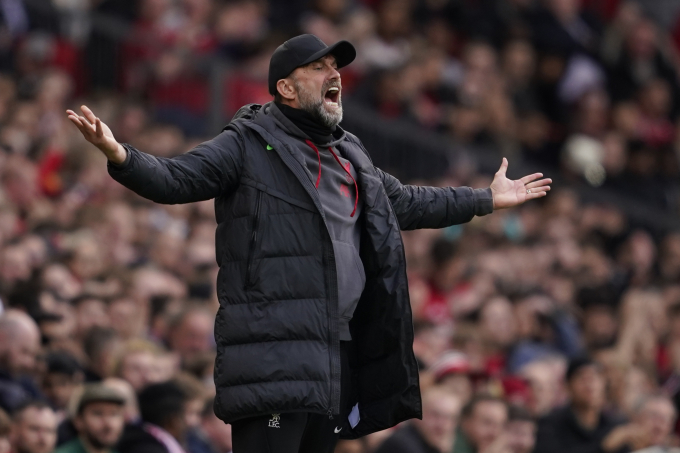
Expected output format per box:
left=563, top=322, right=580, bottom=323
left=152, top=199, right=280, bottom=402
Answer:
left=374, top=386, right=461, bottom=453
left=534, top=357, right=627, bottom=453
left=505, top=406, right=537, bottom=453
left=54, top=384, right=126, bottom=453
left=116, top=381, right=189, bottom=453
left=9, top=401, right=57, bottom=453
left=41, top=351, right=83, bottom=418
left=453, top=394, right=509, bottom=453
left=0, top=310, right=42, bottom=413
left=196, top=399, right=232, bottom=453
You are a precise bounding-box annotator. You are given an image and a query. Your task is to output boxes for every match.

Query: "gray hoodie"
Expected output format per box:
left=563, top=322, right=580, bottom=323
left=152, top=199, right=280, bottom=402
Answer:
left=268, top=103, right=364, bottom=341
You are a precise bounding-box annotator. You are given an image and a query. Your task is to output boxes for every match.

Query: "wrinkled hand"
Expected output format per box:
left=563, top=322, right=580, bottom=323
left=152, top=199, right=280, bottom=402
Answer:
left=490, top=158, right=551, bottom=209
left=66, top=105, right=127, bottom=164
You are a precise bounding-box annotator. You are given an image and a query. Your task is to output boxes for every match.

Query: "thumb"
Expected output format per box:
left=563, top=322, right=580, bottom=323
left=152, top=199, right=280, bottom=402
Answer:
left=497, top=157, right=508, bottom=176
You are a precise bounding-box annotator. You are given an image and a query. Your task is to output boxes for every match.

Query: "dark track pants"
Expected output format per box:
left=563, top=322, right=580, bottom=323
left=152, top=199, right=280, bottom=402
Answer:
left=231, top=342, right=353, bottom=453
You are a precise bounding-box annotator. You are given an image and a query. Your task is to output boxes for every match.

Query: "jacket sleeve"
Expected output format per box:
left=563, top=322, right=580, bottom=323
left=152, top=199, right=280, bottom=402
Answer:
left=107, top=128, right=244, bottom=204
left=376, top=168, right=494, bottom=230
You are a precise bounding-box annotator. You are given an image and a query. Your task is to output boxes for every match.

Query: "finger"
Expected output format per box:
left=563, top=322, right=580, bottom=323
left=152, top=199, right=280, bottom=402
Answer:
left=528, top=185, right=551, bottom=193
left=496, top=157, right=508, bottom=176
left=520, top=172, right=543, bottom=184
left=80, top=105, right=97, bottom=124
left=79, top=115, right=95, bottom=132
left=67, top=114, right=83, bottom=127
left=527, top=191, right=547, bottom=199
left=95, top=117, right=103, bottom=138
left=525, top=178, right=552, bottom=189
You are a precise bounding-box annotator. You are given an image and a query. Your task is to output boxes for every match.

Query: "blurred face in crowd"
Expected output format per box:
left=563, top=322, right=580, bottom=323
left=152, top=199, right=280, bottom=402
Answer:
left=280, top=54, right=342, bottom=128
left=201, top=410, right=232, bottom=453
left=568, top=364, right=606, bottom=411
left=74, top=298, right=110, bottom=338
left=10, top=407, right=57, bottom=453
left=0, top=312, right=40, bottom=377
left=42, top=371, right=83, bottom=410
left=634, top=397, right=676, bottom=447
left=169, top=310, right=214, bottom=360
left=75, top=402, right=125, bottom=450
left=462, top=400, right=508, bottom=451
left=506, top=419, right=537, bottom=453
left=120, top=351, right=157, bottom=391
left=480, top=298, right=516, bottom=349
left=414, top=388, right=461, bottom=452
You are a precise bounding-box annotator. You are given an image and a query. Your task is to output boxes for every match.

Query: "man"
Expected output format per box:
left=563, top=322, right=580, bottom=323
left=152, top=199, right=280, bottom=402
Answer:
left=9, top=401, right=57, bottom=453
left=375, top=386, right=462, bottom=453
left=453, top=395, right=509, bottom=453
left=42, top=351, right=84, bottom=417
left=0, top=311, right=42, bottom=414
left=67, top=34, right=551, bottom=453
left=534, top=357, right=627, bottom=453
left=116, top=381, right=189, bottom=453
left=603, top=395, right=678, bottom=453
left=630, top=395, right=677, bottom=452
left=505, top=406, right=536, bottom=453
left=55, top=384, right=126, bottom=453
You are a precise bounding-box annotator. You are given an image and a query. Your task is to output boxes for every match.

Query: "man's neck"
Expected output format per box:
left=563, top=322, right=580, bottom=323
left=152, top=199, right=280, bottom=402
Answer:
left=572, top=405, right=601, bottom=430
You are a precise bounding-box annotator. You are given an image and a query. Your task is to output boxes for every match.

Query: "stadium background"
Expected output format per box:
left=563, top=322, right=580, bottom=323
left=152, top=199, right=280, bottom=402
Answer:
left=1, top=0, right=680, bottom=452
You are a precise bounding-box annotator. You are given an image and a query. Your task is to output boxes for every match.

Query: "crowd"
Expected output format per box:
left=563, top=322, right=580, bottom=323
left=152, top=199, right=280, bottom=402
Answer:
left=0, top=0, right=680, bottom=453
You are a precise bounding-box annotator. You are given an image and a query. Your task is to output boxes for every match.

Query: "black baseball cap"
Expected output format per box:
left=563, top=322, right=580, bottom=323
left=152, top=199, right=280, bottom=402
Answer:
left=268, top=34, right=356, bottom=95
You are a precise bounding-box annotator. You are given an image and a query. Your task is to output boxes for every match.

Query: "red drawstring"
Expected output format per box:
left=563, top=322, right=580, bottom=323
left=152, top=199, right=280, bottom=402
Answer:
left=329, top=147, right=359, bottom=218
left=305, top=139, right=322, bottom=189
left=304, top=140, right=359, bottom=218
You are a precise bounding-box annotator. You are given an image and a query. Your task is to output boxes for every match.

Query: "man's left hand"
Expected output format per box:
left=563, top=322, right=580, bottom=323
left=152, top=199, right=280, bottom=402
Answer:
left=490, top=158, right=551, bottom=209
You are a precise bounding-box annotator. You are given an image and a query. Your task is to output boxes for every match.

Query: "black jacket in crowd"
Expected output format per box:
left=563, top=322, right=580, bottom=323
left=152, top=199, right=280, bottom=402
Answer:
left=107, top=102, right=494, bottom=438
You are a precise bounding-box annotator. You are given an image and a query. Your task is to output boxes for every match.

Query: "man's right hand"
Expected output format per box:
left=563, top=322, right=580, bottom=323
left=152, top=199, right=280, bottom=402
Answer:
left=66, top=105, right=127, bottom=165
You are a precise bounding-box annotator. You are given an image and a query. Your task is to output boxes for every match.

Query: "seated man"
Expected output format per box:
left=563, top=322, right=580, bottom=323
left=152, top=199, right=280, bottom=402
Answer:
left=55, top=384, right=126, bottom=453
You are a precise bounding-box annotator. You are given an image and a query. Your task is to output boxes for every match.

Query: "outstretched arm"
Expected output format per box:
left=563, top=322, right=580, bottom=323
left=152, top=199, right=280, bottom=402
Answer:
left=379, top=158, right=551, bottom=230
left=67, top=105, right=243, bottom=204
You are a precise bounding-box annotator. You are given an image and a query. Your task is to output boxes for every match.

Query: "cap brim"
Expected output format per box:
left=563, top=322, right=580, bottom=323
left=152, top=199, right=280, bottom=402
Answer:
left=300, top=40, right=356, bottom=69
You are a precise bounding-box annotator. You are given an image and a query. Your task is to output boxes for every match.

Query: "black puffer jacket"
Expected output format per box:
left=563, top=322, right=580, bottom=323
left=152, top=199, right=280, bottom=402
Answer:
left=107, top=102, right=493, bottom=438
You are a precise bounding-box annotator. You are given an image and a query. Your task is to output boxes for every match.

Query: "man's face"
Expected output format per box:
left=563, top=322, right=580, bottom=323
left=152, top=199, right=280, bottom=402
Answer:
left=74, top=402, right=125, bottom=450
left=0, top=329, right=39, bottom=376
left=568, top=365, right=605, bottom=410
left=287, top=55, right=342, bottom=128
left=506, top=420, right=537, bottom=453
left=462, top=401, right=508, bottom=451
left=416, top=393, right=461, bottom=451
left=42, top=372, right=81, bottom=409
left=635, top=398, right=676, bottom=447
left=11, top=407, right=57, bottom=453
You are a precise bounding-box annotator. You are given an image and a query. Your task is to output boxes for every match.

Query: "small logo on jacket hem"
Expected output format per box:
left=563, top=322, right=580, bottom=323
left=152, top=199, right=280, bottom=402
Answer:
left=268, top=414, right=280, bottom=428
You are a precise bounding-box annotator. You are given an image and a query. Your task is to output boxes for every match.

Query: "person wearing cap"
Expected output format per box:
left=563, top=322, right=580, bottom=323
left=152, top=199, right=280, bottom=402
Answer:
left=54, top=384, right=125, bottom=453
left=67, top=34, right=551, bottom=453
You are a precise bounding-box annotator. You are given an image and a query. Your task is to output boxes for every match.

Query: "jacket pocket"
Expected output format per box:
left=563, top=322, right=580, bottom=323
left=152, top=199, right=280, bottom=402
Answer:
left=245, top=190, right=262, bottom=289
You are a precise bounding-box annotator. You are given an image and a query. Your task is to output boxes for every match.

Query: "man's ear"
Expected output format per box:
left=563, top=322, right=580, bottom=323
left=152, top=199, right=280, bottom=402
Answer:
left=276, top=78, right=296, bottom=102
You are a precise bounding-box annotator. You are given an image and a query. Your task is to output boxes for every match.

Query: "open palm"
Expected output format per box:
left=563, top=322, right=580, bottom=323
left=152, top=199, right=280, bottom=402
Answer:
left=66, top=105, right=126, bottom=164
left=490, top=158, right=551, bottom=209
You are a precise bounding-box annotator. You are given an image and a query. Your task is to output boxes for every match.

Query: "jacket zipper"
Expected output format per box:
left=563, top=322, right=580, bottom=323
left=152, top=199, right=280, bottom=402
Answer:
left=245, top=190, right=262, bottom=288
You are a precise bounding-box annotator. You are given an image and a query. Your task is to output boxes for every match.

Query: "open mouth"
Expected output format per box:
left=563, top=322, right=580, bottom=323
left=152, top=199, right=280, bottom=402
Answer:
left=324, top=86, right=340, bottom=107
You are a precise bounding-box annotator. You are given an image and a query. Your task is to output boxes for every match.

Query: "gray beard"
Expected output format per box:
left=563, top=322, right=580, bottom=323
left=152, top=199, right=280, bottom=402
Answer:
left=294, top=80, right=343, bottom=128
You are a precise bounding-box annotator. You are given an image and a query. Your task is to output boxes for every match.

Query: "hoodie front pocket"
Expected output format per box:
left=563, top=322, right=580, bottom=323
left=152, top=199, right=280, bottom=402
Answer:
left=332, top=240, right=367, bottom=320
